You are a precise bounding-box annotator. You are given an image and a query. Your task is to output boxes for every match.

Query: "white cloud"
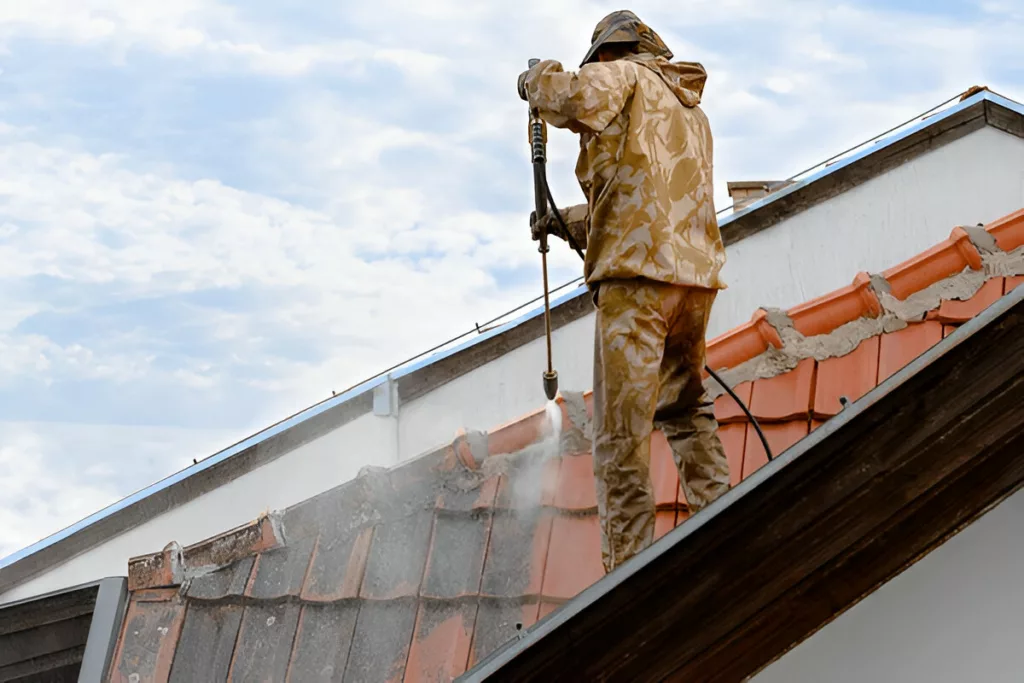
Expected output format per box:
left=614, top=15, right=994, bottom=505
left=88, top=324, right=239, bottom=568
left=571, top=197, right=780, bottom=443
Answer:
left=0, top=0, right=464, bottom=79
left=0, top=120, right=559, bottom=427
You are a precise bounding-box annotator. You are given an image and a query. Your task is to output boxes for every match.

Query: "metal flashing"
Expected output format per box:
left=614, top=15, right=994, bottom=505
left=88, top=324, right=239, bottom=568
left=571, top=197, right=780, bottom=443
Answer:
left=372, top=374, right=399, bottom=417
left=79, top=577, right=129, bottom=683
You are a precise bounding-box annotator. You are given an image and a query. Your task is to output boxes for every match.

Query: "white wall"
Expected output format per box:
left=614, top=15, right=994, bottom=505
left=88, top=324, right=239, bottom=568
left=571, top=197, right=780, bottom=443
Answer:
left=709, top=126, right=1024, bottom=339
left=5, top=126, right=1024, bottom=605
left=754, top=487, right=1024, bottom=683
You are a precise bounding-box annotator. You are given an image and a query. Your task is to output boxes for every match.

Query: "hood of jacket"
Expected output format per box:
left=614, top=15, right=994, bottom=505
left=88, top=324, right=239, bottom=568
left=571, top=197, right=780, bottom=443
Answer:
left=626, top=53, right=706, bottom=108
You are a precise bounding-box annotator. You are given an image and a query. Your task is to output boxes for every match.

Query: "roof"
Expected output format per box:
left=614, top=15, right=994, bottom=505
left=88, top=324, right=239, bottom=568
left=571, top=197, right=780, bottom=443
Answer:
left=467, top=252, right=1024, bottom=682
left=4, top=87, right=1023, bottom=596
left=104, top=209, right=1024, bottom=681
left=0, top=577, right=127, bottom=682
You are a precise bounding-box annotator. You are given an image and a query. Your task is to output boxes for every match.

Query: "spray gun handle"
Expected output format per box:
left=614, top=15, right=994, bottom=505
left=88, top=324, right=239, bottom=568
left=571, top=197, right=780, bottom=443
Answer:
left=530, top=118, right=547, bottom=163
left=519, top=58, right=540, bottom=101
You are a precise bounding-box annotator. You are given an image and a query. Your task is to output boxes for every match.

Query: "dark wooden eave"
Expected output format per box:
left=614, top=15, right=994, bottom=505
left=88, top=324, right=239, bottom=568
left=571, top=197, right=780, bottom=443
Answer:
left=462, top=283, right=1024, bottom=683
left=0, top=577, right=127, bottom=683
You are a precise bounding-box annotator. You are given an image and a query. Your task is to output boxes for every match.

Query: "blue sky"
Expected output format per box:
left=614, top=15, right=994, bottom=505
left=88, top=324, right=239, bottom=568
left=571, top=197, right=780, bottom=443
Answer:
left=0, top=0, right=1022, bottom=557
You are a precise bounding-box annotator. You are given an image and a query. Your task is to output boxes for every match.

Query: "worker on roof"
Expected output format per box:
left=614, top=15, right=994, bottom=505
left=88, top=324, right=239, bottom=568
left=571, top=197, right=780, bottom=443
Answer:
left=519, top=10, right=730, bottom=572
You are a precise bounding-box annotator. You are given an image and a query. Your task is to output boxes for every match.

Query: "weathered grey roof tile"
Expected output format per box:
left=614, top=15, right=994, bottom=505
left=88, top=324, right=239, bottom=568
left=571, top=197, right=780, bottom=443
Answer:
left=227, top=603, right=301, bottom=682
left=359, top=511, right=434, bottom=600
left=184, top=556, right=254, bottom=601
left=286, top=603, right=359, bottom=682
left=342, top=600, right=418, bottom=683
left=168, top=603, right=243, bottom=682
left=421, top=512, right=489, bottom=599
left=248, top=536, right=316, bottom=600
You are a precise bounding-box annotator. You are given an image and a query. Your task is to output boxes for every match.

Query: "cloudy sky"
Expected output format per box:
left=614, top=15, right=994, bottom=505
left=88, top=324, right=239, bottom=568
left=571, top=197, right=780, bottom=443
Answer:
left=0, top=0, right=1021, bottom=558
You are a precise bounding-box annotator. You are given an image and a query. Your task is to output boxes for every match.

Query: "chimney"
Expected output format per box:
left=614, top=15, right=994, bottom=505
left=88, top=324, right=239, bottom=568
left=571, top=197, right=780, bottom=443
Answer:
left=727, top=180, right=790, bottom=211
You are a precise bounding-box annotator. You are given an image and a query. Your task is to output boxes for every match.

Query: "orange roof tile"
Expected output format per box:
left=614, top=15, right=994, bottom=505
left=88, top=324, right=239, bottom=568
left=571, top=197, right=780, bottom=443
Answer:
left=788, top=272, right=881, bottom=337
left=749, top=358, right=815, bottom=422
left=650, top=431, right=681, bottom=508
left=404, top=603, right=476, bottom=683
left=1005, top=275, right=1024, bottom=295
left=882, top=227, right=982, bottom=300
left=718, top=422, right=748, bottom=487
left=936, top=277, right=1005, bottom=322
left=714, top=380, right=753, bottom=423
left=552, top=452, right=598, bottom=511
left=814, top=336, right=880, bottom=418
left=541, top=515, right=605, bottom=601
left=987, top=208, right=1024, bottom=252
left=109, top=207, right=1024, bottom=683
left=743, top=421, right=809, bottom=479
left=879, top=321, right=944, bottom=382
left=706, top=309, right=783, bottom=372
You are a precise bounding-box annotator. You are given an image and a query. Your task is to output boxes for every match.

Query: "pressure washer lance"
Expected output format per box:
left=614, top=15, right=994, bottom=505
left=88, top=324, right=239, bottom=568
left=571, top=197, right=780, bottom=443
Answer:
left=524, top=58, right=559, bottom=402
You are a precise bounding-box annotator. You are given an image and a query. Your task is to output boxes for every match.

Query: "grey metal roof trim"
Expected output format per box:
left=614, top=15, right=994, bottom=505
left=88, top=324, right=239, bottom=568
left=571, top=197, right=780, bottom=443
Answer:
left=460, top=281, right=1024, bottom=681
left=2, top=90, right=1021, bottom=597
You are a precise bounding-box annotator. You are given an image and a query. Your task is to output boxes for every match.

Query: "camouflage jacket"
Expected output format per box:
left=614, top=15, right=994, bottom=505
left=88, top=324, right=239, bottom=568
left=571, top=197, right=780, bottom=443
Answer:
left=523, top=53, right=726, bottom=290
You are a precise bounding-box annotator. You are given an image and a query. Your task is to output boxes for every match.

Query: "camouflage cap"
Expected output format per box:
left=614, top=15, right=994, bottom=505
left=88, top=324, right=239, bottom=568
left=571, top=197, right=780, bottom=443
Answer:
left=580, top=10, right=673, bottom=67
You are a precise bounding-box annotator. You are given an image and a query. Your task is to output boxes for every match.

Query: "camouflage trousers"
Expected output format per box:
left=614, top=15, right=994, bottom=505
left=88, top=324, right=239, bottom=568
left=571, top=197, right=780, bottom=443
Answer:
left=592, top=278, right=731, bottom=573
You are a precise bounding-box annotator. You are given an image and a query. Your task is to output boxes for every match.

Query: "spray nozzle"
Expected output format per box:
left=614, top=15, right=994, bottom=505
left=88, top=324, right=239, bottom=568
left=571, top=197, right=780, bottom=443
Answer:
left=542, top=370, right=558, bottom=401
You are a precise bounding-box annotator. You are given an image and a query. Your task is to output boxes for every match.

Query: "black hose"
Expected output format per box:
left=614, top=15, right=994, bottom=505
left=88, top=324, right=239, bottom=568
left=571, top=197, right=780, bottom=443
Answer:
left=540, top=177, right=773, bottom=462
left=543, top=183, right=586, bottom=261
left=705, top=366, right=773, bottom=462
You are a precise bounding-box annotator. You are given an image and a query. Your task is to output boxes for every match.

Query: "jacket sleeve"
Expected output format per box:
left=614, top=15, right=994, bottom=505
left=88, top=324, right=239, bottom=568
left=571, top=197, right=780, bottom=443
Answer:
left=556, top=203, right=589, bottom=250
left=523, top=60, right=636, bottom=134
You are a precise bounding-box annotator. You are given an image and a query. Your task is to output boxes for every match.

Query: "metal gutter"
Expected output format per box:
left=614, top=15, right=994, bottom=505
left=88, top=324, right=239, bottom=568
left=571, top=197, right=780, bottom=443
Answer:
left=2, top=90, right=1020, bottom=590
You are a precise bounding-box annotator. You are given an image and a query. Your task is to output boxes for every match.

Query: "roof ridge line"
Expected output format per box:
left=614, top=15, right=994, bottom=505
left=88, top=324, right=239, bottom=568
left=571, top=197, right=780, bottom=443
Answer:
left=707, top=239, right=1024, bottom=399
left=438, top=215, right=1024, bottom=466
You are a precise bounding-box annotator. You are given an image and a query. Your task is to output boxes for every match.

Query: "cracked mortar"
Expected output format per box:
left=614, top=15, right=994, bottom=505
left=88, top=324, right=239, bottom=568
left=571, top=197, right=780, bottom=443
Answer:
left=429, top=236, right=1023, bottom=508
left=705, top=245, right=1024, bottom=400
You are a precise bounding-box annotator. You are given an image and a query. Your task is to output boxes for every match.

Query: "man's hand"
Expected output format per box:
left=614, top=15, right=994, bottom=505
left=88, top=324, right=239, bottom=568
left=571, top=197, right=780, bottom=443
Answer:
left=531, top=204, right=589, bottom=253
left=530, top=210, right=558, bottom=241
left=518, top=70, right=531, bottom=101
